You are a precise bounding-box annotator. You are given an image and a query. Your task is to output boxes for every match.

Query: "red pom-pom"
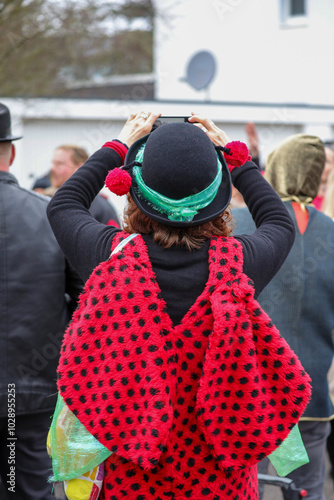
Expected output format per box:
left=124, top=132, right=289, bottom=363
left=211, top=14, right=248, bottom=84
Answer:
left=105, top=168, right=132, bottom=196
left=223, top=141, right=251, bottom=172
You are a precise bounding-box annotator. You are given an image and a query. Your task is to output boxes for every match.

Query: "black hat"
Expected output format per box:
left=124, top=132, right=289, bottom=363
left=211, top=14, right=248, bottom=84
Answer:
left=123, top=122, right=232, bottom=227
left=0, top=103, right=23, bottom=142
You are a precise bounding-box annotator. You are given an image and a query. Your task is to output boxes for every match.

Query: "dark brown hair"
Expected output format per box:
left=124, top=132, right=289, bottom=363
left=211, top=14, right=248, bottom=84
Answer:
left=123, top=194, right=233, bottom=251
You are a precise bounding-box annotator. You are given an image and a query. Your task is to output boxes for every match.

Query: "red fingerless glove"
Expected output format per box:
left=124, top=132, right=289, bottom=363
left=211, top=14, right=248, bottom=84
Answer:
left=102, top=140, right=128, bottom=163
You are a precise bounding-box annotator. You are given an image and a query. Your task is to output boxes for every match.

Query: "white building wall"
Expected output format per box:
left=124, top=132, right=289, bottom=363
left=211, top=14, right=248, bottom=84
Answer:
left=153, top=0, right=334, bottom=106
left=3, top=97, right=333, bottom=185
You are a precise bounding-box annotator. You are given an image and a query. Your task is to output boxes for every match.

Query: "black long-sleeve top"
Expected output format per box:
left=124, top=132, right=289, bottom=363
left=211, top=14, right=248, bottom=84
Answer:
left=47, top=146, right=295, bottom=326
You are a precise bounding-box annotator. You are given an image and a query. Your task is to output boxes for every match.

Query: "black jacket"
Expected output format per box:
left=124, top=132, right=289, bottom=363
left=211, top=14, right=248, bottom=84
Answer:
left=0, top=171, right=82, bottom=416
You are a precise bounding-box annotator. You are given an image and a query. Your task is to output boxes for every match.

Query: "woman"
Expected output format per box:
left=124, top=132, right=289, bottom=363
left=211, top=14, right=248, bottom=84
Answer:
left=47, top=112, right=310, bottom=500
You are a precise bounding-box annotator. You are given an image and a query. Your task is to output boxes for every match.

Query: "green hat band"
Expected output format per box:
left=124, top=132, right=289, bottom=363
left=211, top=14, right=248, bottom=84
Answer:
left=133, top=144, right=222, bottom=222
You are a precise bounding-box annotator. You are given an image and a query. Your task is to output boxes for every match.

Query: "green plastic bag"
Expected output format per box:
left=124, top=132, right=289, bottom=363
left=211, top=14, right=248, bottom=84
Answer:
left=269, top=424, right=309, bottom=476
left=48, top=394, right=112, bottom=481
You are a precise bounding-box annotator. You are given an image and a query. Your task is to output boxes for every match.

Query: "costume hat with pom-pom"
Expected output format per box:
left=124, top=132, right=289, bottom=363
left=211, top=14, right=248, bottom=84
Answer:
left=106, top=122, right=250, bottom=227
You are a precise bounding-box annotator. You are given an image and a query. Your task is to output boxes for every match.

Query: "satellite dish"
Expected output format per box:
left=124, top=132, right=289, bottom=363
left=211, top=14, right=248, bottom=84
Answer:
left=185, top=51, right=217, bottom=91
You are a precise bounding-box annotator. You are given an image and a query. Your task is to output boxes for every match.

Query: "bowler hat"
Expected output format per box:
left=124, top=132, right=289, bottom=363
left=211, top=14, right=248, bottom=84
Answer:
left=124, top=122, right=232, bottom=227
left=0, top=103, right=22, bottom=142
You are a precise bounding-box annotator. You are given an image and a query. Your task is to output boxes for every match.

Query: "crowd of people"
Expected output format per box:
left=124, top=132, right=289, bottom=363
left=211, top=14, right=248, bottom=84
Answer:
left=0, top=101, right=333, bottom=500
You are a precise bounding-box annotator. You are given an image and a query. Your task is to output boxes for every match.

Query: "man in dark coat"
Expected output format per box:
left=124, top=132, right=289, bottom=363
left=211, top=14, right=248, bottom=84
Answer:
left=0, top=102, right=82, bottom=499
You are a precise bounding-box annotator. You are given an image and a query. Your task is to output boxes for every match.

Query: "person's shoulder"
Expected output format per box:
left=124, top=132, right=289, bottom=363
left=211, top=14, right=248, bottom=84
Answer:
left=232, top=206, right=250, bottom=217
left=231, top=206, right=251, bottom=225
left=93, top=193, right=114, bottom=209
left=17, top=185, right=50, bottom=205
left=310, top=206, right=334, bottom=226
left=91, top=193, right=120, bottom=225
left=308, top=208, right=334, bottom=247
left=231, top=206, right=255, bottom=236
left=4, top=179, right=50, bottom=208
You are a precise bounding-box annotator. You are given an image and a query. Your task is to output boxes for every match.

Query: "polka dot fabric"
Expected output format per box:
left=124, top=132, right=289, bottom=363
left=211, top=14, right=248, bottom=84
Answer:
left=58, top=233, right=174, bottom=469
left=197, top=237, right=311, bottom=471
left=57, top=233, right=311, bottom=500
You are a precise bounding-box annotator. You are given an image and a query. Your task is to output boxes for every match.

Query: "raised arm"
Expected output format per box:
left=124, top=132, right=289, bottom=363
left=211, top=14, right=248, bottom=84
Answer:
left=188, top=114, right=295, bottom=295
left=47, top=112, right=160, bottom=281
left=231, top=162, right=295, bottom=295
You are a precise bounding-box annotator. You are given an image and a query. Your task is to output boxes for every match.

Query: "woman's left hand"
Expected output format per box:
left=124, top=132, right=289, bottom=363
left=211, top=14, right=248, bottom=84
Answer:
left=188, top=113, right=231, bottom=147
left=117, top=111, right=161, bottom=148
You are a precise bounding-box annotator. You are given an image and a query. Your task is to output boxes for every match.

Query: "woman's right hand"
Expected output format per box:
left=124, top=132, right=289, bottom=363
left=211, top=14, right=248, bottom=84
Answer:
left=117, top=111, right=161, bottom=148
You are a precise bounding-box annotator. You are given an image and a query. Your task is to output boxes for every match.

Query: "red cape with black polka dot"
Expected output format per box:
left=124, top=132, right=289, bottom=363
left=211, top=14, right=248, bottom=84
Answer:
left=57, top=232, right=311, bottom=500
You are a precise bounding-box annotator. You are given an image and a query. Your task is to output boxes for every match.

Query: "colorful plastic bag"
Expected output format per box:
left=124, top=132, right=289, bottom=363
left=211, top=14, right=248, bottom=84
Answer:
left=47, top=393, right=111, bottom=482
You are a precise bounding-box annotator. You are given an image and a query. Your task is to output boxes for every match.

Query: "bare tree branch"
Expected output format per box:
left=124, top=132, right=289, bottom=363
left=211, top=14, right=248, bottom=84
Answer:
left=0, top=0, right=154, bottom=97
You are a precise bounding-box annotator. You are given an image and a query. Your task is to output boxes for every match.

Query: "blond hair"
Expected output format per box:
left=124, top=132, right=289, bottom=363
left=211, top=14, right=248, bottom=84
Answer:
left=56, top=145, right=88, bottom=167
